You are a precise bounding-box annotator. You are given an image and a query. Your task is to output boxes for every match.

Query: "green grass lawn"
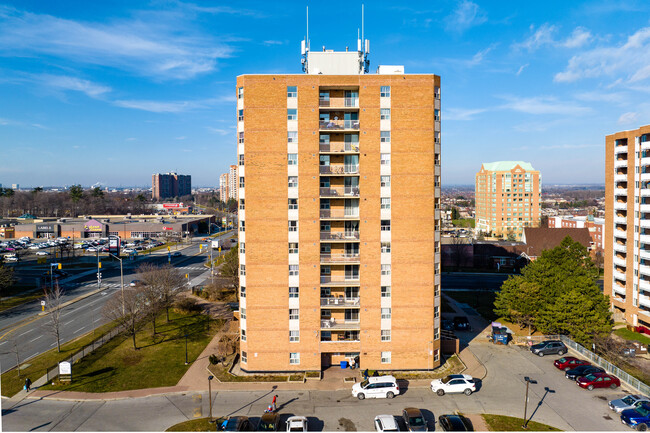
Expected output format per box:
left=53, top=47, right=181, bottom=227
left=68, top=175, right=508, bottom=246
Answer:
left=42, top=311, right=219, bottom=393
left=482, top=414, right=561, bottom=431
left=0, top=291, right=45, bottom=313
left=614, top=328, right=650, bottom=346
left=452, top=218, right=475, bottom=228
left=445, top=290, right=498, bottom=322
left=1, top=322, right=118, bottom=398
left=166, top=417, right=225, bottom=431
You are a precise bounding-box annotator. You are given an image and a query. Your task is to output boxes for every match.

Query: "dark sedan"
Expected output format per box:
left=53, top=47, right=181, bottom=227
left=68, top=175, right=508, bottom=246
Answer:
left=223, top=416, right=253, bottom=431
left=403, top=408, right=428, bottom=432
left=565, top=365, right=605, bottom=380
left=438, top=415, right=473, bottom=431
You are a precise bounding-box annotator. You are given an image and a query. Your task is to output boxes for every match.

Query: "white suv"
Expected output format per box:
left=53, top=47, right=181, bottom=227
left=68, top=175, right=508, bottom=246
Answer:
left=352, top=375, right=400, bottom=400
left=430, top=374, right=476, bottom=396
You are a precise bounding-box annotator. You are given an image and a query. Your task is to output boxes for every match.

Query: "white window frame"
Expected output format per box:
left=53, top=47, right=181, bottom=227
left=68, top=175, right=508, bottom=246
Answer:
left=381, top=351, right=391, bottom=364
left=380, top=131, right=391, bottom=143
left=380, top=175, right=391, bottom=187
left=381, top=330, right=391, bottom=341
left=240, top=286, right=246, bottom=298
left=381, top=264, right=391, bottom=275
left=380, top=108, right=390, bottom=120
left=239, top=154, right=244, bottom=166
left=380, top=86, right=391, bottom=97
left=240, top=307, right=246, bottom=319
left=380, top=153, right=391, bottom=165
left=381, top=286, right=391, bottom=297
left=287, top=86, right=297, bottom=98
left=288, top=131, right=298, bottom=143
left=288, top=220, right=298, bottom=232
left=287, top=109, right=297, bottom=121
left=289, top=330, right=299, bottom=342
left=239, top=176, right=245, bottom=188
left=238, top=87, right=244, bottom=99
left=381, top=308, right=391, bottom=319
left=240, top=264, right=246, bottom=276
left=381, top=197, right=391, bottom=209
left=289, top=286, right=299, bottom=298
left=240, top=242, right=245, bottom=254
left=241, top=350, right=247, bottom=363
left=241, top=329, right=246, bottom=341
left=238, top=109, right=244, bottom=121
left=288, top=153, right=298, bottom=165
left=289, top=242, right=299, bottom=254
left=288, top=199, right=298, bottom=210
left=238, top=131, right=244, bottom=144
left=289, top=309, right=299, bottom=320
left=289, top=264, right=299, bottom=276
left=288, top=176, right=298, bottom=188
left=381, top=242, right=391, bottom=253
left=289, top=352, right=300, bottom=365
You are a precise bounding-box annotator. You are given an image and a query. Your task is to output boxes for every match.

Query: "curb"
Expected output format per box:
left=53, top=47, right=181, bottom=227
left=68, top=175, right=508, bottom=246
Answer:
left=37, top=287, right=104, bottom=316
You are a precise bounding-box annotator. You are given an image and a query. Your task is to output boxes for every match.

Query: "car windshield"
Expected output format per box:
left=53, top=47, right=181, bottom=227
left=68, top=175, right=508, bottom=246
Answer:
left=258, top=422, right=275, bottom=431
left=360, top=379, right=369, bottom=388
left=622, top=396, right=637, bottom=405
left=558, top=357, right=566, bottom=363
left=441, top=376, right=453, bottom=384
left=410, top=416, right=425, bottom=426
left=584, top=374, right=597, bottom=381
left=636, top=405, right=650, bottom=417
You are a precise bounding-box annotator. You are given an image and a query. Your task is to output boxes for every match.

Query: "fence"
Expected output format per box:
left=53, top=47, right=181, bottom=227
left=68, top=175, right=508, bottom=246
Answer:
left=514, top=334, right=650, bottom=396
left=45, top=326, right=123, bottom=383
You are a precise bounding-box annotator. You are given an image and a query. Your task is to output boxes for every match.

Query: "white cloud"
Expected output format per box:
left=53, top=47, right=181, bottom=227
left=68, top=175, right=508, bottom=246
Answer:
left=499, top=95, right=592, bottom=115
left=263, top=40, right=284, bottom=46
left=513, top=24, right=556, bottom=51
left=516, top=64, right=529, bottom=76
left=445, top=107, right=488, bottom=121
left=574, top=91, right=627, bottom=103
left=446, top=0, right=487, bottom=32
left=113, top=99, right=195, bottom=113
left=205, top=126, right=230, bottom=135
left=0, top=6, right=233, bottom=80
left=618, top=112, right=639, bottom=124
left=562, top=27, right=592, bottom=48
left=555, top=27, right=650, bottom=83
left=538, top=143, right=601, bottom=150
left=34, top=74, right=111, bottom=98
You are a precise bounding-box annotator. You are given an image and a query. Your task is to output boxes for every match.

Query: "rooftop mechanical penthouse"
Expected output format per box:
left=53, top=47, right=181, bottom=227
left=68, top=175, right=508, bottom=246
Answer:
left=235, top=36, right=441, bottom=372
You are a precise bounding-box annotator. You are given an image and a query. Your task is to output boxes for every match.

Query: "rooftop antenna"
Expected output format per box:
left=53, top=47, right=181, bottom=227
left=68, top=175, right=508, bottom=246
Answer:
left=301, top=6, right=309, bottom=72
left=361, top=4, right=364, bottom=46
left=306, top=6, right=309, bottom=51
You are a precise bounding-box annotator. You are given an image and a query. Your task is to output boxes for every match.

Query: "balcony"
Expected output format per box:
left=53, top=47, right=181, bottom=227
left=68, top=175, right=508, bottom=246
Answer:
left=319, top=120, right=360, bottom=131
left=320, top=231, right=360, bottom=241
left=640, top=234, right=650, bottom=243
left=613, top=255, right=627, bottom=267
left=640, top=248, right=650, bottom=260
left=641, top=189, right=650, bottom=197
left=641, top=172, right=650, bottom=182
left=615, top=187, right=627, bottom=197
left=642, top=141, right=650, bottom=151
left=614, top=215, right=628, bottom=225
left=615, top=173, right=628, bottom=182
left=320, top=253, right=360, bottom=264
left=641, top=220, right=650, bottom=229
left=320, top=165, right=360, bottom=175
left=640, top=279, right=650, bottom=291
left=320, top=297, right=361, bottom=307
left=613, top=242, right=627, bottom=253
left=320, top=209, right=359, bottom=219
left=613, top=283, right=626, bottom=295
left=641, top=204, right=650, bottom=213
left=614, top=201, right=628, bottom=210
left=614, top=145, right=628, bottom=154
left=320, top=319, right=360, bottom=330
left=319, top=98, right=359, bottom=108
left=319, top=143, right=360, bottom=153
left=614, top=159, right=628, bottom=168
left=639, top=294, right=650, bottom=308
left=641, top=157, right=650, bottom=166
left=320, top=187, right=360, bottom=198
left=320, top=275, right=360, bottom=285
left=640, top=264, right=650, bottom=276
left=613, top=269, right=627, bottom=281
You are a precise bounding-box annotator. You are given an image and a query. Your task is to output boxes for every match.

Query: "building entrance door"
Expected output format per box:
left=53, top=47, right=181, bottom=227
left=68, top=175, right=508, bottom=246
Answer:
left=321, top=353, right=332, bottom=368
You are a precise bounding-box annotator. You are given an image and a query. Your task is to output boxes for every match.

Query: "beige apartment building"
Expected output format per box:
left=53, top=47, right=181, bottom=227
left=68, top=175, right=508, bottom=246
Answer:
left=475, top=161, right=541, bottom=241
left=605, top=125, right=650, bottom=327
left=236, top=42, right=441, bottom=372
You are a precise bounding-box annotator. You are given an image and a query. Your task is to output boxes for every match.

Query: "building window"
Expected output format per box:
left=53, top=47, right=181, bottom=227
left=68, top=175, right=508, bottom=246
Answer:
left=288, top=131, right=298, bottom=143
left=287, top=108, right=298, bottom=121
left=319, top=91, right=330, bottom=103
left=241, top=329, right=246, bottom=341
left=381, top=242, right=391, bottom=253
left=289, top=264, right=299, bottom=276
left=239, top=176, right=245, bottom=188
left=381, top=175, right=391, bottom=187
left=381, top=308, right=391, bottom=319
left=240, top=242, right=245, bottom=254
left=238, top=131, right=244, bottom=144
left=239, top=199, right=245, bottom=210
left=320, top=134, right=330, bottom=145
left=434, top=327, right=439, bottom=340
left=434, top=349, right=439, bottom=362
left=290, top=352, right=300, bottom=365
left=288, top=198, right=298, bottom=210
left=381, top=351, right=391, bottom=364
left=241, top=350, right=247, bottom=363
left=434, top=109, right=440, bottom=121
left=289, top=242, right=299, bottom=254
left=290, top=330, right=299, bottom=342
left=381, top=220, right=391, bottom=231
left=240, top=307, right=246, bottom=319
left=289, top=286, right=299, bottom=298
left=240, top=286, right=246, bottom=298
left=238, top=154, right=244, bottom=166
left=240, top=264, right=246, bottom=276
left=321, top=331, right=332, bottom=341
left=434, top=306, right=439, bottom=318
left=380, top=153, right=391, bottom=165
left=381, top=264, right=391, bottom=275
left=381, top=197, right=391, bottom=209
left=434, top=86, right=440, bottom=99
left=381, top=330, right=391, bottom=341
left=288, top=176, right=298, bottom=188
left=238, top=109, right=244, bottom=121
left=381, top=286, right=391, bottom=297
left=321, top=309, right=331, bottom=319
left=238, top=87, right=244, bottom=99
left=287, top=86, right=297, bottom=98
left=240, top=221, right=245, bottom=232
left=380, top=86, right=391, bottom=97
left=288, top=153, right=298, bottom=165
left=380, top=108, right=390, bottom=120
left=289, top=309, right=299, bottom=320
left=288, top=220, right=298, bottom=232
left=380, top=131, right=391, bottom=143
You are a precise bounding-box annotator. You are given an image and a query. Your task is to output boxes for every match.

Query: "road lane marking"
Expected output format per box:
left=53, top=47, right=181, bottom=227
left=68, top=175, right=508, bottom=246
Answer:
left=16, top=329, right=35, bottom=338
left=74, top=326, right=86, bottom=333
left=63, top=320, right=74, bottom=326
left=28, top=335, right=42, bottom=343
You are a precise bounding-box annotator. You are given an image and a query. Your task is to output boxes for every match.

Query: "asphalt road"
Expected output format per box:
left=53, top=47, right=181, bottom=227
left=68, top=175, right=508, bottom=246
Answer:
left=0, top=232, right=235, bottom=374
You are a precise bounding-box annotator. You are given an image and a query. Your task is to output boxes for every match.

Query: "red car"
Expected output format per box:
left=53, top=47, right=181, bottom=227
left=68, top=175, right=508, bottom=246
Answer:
left=577, top=372, right=620, bottom=390
left=554, top=356, right=590, bottom=371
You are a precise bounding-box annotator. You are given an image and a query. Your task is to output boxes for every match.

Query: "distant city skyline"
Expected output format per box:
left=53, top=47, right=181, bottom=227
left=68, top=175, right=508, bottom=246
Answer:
left=2, top=1, right=650, bottom=186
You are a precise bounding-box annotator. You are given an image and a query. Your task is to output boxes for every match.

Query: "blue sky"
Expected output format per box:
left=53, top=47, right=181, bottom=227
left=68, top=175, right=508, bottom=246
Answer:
left=1, top=1, right=649, bottom=188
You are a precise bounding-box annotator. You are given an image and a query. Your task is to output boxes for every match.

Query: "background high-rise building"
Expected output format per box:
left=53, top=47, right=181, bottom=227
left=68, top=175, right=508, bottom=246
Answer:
left=219, top=173, right=229, bottom=202
left=151, top=172, right=191, bottom=199
left=228, top=165, right=239, bottom=201
left=475, top=161, right=541, bottom=241
left=236, top=40, right=442, bottom=372
left=605, top=124, right=650, bottom=327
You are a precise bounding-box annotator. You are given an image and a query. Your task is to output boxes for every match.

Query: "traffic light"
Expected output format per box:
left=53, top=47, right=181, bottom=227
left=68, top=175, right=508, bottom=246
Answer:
left=98, top=262, right=102, bottom=268
left=58, top=263, right=62, bottom=269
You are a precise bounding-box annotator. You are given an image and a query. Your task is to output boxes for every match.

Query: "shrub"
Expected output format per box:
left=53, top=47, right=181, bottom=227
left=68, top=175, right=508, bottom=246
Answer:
left=209, top=354, right=219, bottom=365
left=174, top=297, right=202, bottom=314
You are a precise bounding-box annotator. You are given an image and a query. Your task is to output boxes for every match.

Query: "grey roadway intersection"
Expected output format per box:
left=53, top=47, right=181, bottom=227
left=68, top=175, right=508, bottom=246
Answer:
left=1, top=338, right=634, bottom=431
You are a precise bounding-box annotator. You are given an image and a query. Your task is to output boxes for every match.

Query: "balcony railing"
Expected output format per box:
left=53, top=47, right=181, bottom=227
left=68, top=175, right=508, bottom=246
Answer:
left=319, top=120, right=360, bottom=130
left=319, top=98, right=359, bottom=108
left=320, top=319, right=360, bottom=330
left=320, top=209, right=359, bottom=219
left=320, top=231, right=360, bottom=241
left=320, top=297, right=360, bottom=307
left=320, top=165, right=359, bottom=175
left=319, top=143, right=360, bottom=153
left=319, top=187, right=360, bottom=198
left=320, top=275, right=360, bottom=284
left=320, top=254, right=360, bottom=263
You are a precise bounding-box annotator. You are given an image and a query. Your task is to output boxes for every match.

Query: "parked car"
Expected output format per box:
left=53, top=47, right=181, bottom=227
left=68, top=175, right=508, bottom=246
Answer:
left=374, top=415, right=399, bottom=432
left=4, top=256, right=18, bottom=262
left=621, top=402, right=650, bottom=430
left=453, top=316, right=472, bottom=331
left=402, top=407, right=428, bottom=432
left=577, top=372, right=621, bottom=390
left=565, top=365, right=605, bottom=381
left=222, top=416, right=253, bottom=431
left=352, top=375, right=400, bottom=400
left=129, top=280, right=141, bottom=287
left=438, top=414, right=474, bottom=431
left=610, top=395, right=650, bottom=414
left=257, top=412, right=280, bottom=431
left=430, top=374, right=476, bottom=396
left=35, top=251, right=50, bottom=256
left=172, top=251, right=182, bottom=257
left=553, top=356, right=590, bottom=371
left=530, top=340, right=567, bottom=357
left=285, top=416, right=308, bottom=432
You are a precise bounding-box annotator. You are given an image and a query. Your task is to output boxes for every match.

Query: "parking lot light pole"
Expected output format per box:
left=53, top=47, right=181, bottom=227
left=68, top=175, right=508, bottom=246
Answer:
left=522, top=376, right=537, bottom=429
left=208, top=375, right=214, bottom=422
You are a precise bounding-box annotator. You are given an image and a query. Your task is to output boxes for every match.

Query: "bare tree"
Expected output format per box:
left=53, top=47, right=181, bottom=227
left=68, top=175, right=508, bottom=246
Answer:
left=136, top=263, right=184, bottom=332
left=8, top=339, right=22, bottom=378
left=103, top=287, right=145, bottom=350
left=449, top=237, right=471, bottom=271
left=44, top=283, right=65, bottom=352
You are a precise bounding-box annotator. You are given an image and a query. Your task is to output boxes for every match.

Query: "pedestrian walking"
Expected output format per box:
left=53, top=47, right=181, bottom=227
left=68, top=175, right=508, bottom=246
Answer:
left=363, top=369, right=369, bottom=380
left=271, top=394, right=278, bottom=412
left=24, top=377, right=32, bottom=392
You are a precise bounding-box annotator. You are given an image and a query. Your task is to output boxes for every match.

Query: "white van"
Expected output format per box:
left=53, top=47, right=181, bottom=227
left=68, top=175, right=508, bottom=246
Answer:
left=351, top=375, right=400, bottom=400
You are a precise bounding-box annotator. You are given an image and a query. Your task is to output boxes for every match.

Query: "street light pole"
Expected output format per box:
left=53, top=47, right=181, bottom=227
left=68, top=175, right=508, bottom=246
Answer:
left=522, top=376, right=537, bottom=429
left=208, top=375, right=214, bottom=422
left=184, top=328, right=189, bottom=365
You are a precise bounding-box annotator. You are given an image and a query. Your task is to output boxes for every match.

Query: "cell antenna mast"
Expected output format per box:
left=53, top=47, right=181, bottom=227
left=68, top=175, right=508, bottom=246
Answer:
left=306, top=6, right=309, bottom=50
left=362, top=4, right=364, bottom=45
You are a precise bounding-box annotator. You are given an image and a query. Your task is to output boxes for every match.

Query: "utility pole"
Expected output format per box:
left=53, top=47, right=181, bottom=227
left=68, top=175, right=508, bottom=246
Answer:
left=522, top=376, right=537, bottom=429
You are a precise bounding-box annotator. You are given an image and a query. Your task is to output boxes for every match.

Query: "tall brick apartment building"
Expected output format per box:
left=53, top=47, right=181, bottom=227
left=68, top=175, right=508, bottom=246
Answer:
left=475, top=161, right=541, bottom=241
left=235, top=42, right=442, bottom=372
left=606, top=124, right=650, bottom=326
left=151, top=172, right=191, bottom=199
